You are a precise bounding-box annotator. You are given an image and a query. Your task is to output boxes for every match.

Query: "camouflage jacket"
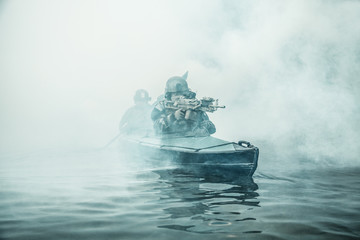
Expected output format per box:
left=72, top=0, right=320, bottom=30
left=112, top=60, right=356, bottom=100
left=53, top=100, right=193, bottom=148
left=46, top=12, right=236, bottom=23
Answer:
left=151, top=100, right=216, bottom=136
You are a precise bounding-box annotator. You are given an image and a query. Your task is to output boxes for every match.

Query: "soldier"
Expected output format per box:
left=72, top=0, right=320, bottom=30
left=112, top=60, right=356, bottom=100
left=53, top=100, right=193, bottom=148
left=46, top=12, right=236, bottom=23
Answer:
left=119, top=89, right=153, bottom=136
left=151, top=72, right=216, bottom=137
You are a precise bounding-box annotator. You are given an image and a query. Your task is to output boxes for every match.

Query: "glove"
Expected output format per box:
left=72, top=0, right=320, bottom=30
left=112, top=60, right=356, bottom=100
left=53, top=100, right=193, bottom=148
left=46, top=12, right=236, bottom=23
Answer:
left=174, top=109, right=185, bottom=120
left=184, top=110, right=198, bottom=121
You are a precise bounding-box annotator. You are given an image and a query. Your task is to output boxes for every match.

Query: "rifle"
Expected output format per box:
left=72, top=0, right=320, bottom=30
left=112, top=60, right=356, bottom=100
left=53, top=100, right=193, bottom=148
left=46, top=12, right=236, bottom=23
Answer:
left=164, top=96, right=225, bottom=113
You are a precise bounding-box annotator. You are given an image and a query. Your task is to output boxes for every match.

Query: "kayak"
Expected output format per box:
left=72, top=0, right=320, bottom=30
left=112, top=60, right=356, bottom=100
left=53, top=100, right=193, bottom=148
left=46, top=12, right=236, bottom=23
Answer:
left=119, top=134, right=259, bottom=178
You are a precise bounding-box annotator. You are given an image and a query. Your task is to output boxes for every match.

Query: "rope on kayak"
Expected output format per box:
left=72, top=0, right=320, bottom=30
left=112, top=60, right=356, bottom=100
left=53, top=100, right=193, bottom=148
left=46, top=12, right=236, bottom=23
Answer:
left=136, top=138, right=255, bottom=152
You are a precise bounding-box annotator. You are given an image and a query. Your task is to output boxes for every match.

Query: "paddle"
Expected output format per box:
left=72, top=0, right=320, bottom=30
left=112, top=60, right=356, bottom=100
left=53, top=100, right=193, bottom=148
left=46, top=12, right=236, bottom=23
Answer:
left=101, top=123, right=128, bottom=149
left=101, top=132, right=122, bottom=149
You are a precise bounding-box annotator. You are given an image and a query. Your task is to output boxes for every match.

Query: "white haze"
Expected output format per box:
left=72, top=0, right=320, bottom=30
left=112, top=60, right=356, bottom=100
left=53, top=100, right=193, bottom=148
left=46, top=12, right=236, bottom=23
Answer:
left=0, top=0, right=359, bottom=164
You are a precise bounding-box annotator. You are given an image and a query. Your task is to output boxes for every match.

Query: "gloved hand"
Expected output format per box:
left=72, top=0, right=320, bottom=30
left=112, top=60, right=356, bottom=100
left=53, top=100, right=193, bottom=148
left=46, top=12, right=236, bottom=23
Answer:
left=185, top=110, right=198, bottom=121
left=174, top=109, right=185, bottom=120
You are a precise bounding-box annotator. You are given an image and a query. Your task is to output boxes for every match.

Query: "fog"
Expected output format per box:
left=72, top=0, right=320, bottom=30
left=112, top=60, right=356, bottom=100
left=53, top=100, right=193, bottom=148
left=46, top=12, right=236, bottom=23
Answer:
left=1, top=0, right=359, bottom=164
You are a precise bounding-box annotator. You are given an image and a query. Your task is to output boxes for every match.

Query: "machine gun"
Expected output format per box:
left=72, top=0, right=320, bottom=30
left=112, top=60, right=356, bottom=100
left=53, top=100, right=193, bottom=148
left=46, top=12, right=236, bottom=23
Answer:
left=164, top=96, right=225, bottom=113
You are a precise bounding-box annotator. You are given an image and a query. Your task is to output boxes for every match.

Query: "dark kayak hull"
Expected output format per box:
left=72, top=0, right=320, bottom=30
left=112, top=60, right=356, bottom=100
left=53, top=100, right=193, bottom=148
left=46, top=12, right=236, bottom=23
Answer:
left=119, top=135, right=259, bottom=178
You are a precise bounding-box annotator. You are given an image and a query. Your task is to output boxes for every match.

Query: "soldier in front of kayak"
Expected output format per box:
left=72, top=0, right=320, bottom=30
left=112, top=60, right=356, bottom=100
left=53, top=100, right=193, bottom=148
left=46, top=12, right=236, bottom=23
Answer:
left=151, top=72, right=216, bottom=136
left=119, top=89, right=153, bottom=136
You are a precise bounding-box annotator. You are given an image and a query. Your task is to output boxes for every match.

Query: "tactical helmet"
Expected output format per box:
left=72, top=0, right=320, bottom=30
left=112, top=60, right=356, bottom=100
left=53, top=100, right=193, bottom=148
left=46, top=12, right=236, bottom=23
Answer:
left=133, top=89, right=151, bottom=102
left=165, top=71, right=189, bottom=94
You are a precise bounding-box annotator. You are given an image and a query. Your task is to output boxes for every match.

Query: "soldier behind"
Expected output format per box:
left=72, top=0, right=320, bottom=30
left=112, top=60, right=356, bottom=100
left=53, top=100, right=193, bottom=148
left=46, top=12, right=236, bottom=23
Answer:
left=119, top=89, right=153, bottom=136
left=151, top=72, right=216, bottom=137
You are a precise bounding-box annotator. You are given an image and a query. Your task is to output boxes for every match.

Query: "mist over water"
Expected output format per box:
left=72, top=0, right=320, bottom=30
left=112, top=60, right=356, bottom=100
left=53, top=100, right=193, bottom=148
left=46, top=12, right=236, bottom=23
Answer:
left=0, top=0, right=360, bottom=236
left=1, top=2, right=360, bottom=239
left=0, top=0, right=359, bottom=165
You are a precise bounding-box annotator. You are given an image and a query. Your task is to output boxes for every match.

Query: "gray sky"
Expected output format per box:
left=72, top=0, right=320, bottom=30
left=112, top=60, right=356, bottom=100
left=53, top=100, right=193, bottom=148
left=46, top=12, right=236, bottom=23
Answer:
left=1, top=0, right=359, bottom=163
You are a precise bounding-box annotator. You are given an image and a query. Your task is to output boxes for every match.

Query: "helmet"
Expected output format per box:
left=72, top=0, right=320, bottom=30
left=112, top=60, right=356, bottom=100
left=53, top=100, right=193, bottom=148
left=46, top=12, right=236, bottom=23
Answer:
left=165, top=77, right=189, bottom=93
left=134, top=89, right=151, bottom=103
left=165, top=71, right=189, bottom=94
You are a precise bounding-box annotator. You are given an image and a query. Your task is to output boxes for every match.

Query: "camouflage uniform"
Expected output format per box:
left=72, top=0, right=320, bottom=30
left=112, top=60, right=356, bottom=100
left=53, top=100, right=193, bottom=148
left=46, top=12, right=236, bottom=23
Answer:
left=151, top=72, right=216, bottom=137
left=151, top=100, right=216, bottom=136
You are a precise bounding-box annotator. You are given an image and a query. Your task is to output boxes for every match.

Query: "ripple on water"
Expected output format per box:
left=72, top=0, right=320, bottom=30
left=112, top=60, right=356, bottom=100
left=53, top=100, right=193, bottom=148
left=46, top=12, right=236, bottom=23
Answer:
left=1, top=151, right=360, bottom=240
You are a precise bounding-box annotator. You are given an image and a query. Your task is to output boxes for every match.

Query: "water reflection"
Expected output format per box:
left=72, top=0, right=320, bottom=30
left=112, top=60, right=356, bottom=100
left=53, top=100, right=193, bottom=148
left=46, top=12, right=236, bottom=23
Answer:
left=152, top=168, right=260, bottom=234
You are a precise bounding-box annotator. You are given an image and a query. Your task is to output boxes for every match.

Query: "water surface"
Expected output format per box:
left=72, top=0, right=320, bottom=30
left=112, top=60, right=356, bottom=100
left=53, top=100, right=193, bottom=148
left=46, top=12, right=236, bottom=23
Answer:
left=0, top=148, right=359, bottom=240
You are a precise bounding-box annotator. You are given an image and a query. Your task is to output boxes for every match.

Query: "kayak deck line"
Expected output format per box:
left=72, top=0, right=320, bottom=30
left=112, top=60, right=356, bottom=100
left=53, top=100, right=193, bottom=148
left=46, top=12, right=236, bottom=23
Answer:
left=160, top=142, right=236, bottom=152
